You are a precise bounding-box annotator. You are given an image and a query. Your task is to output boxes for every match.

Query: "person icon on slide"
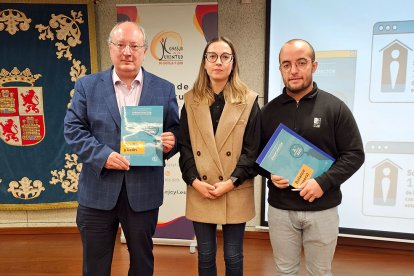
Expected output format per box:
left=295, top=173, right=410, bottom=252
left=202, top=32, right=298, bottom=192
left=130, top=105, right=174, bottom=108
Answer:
left=381, top=40, right=409, bottom=92
left=389, top=49, right=400, bottom=90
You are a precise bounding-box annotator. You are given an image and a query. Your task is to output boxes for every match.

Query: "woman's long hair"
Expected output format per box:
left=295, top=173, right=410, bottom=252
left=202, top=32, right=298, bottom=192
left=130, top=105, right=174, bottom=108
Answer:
left=192, top=36, right=249, bottom=105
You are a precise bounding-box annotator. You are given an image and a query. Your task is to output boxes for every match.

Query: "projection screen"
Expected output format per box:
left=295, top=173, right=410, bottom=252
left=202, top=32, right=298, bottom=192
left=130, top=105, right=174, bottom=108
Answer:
left=263, top=0, right=414, bottom=241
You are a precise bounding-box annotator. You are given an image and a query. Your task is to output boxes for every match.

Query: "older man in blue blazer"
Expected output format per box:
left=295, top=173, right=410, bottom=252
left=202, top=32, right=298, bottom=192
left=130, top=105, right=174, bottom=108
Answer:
left=64, top=22, right=179, bottom=276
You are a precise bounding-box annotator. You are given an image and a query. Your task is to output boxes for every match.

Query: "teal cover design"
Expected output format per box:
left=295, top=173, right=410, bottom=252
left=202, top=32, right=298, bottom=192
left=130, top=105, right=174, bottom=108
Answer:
left=257, top=123, right=335, bottom=188
left=121, top=106, right=163, bottom=166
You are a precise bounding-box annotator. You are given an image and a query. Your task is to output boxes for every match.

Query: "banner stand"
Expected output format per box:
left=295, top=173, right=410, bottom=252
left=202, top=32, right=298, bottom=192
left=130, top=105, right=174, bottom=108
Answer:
left=116, top=3, right=218, bottom=252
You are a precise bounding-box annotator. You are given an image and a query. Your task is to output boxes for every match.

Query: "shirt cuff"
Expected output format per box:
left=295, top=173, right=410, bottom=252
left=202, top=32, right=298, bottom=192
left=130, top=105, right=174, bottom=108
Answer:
left=187, top=175, right=200, bottom=186
left=230, top=176, right=241, bottom=187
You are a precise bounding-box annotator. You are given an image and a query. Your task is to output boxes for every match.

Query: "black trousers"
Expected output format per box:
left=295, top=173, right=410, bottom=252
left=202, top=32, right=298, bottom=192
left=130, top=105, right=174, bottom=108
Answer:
left=76, top=183, right=159, bottom=276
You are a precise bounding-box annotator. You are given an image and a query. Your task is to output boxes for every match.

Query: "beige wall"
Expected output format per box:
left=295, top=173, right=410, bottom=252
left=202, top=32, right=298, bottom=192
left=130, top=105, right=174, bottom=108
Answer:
left=0, top=0, right=267, bottom=231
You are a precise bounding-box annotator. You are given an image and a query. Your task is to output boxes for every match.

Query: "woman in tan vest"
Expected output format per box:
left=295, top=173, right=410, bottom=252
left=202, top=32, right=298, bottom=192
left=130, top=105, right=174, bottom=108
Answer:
left=179, top=36, right=261, bottom=276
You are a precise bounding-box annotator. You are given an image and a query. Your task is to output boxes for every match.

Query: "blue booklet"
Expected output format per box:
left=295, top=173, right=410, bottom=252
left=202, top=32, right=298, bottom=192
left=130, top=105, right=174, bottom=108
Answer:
left=120, top=106, right=163, bottom=166
left=257, top=123, right=335, bottom=188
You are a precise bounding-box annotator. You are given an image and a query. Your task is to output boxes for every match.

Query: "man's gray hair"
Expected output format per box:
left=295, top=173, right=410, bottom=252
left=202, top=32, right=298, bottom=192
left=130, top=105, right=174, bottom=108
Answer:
left=107, top=21, right=147, bottom=48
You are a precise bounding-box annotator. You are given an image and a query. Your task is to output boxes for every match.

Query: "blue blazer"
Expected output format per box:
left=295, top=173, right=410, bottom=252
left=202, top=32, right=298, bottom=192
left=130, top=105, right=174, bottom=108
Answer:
left=64, top=67, right=179, bottom=212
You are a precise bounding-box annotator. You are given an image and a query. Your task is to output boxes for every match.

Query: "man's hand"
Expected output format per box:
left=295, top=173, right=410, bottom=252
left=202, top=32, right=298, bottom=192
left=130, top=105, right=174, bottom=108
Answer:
left=104, top=152, right=130, bottom=170
left=271, top=174, right=289, bottom=189
left=210, top=179, right=235, bottom=197
left=161, top=132, right=175, bottom=153
left=192, top=178, right=217, bottom=199
left=299, top=179, right=324, bottom=202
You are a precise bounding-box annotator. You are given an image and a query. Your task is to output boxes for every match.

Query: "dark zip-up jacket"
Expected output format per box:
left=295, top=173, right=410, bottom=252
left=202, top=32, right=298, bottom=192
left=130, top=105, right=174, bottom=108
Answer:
left=258, top=83, right=365, bottom=211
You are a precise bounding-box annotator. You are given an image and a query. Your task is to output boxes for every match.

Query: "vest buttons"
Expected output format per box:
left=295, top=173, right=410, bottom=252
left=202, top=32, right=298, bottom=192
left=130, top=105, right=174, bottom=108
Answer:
left=196, top=151, right=201, bottom=156
left=202, top=175, right=207, bottom=180
left=219, top=176, right=223, bottom=181
left=226, top=151, right=231, bottom=156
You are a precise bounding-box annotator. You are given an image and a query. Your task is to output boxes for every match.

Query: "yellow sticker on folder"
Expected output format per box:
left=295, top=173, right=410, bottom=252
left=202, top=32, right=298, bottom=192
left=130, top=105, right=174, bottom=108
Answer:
left=292, top=164, right=314, bottom=188
left=121, top=141, right=145, bottom=154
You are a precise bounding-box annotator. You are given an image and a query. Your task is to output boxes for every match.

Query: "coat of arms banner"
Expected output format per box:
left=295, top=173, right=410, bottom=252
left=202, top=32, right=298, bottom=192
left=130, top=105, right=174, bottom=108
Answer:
left=0, top=0, right=97, bottom=210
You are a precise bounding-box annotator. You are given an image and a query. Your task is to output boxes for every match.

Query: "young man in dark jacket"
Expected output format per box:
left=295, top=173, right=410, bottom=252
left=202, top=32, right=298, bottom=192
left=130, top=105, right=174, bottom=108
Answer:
left=259, top=39, right=365, bottom=276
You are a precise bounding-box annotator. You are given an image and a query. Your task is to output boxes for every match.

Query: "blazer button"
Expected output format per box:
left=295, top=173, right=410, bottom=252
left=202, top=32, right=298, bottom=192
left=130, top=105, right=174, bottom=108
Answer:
left=197, top=151, right=201, bottom=156
left=219, top=176, right=223, bottom=181
left=226, top=151, right=231, bottom=156
left=202, top=175, right=207, bottom=180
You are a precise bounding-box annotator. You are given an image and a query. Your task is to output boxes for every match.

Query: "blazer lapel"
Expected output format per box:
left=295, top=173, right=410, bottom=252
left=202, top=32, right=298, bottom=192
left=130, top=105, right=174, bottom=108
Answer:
left=190, top=100, right=223, bottom=173
left=138, top=69, right=154, bottom=105
left=215, top=102, right=247, bottom=152
left=101, top=68, right=121, bottom=128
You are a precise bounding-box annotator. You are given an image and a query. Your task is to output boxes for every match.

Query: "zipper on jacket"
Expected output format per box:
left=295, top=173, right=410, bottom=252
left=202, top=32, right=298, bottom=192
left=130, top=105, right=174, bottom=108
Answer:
left=293, top=101, right=299, bottom=131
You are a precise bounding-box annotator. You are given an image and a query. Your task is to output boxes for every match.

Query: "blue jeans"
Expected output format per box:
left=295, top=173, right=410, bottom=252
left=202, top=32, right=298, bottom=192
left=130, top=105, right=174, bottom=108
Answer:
left=193, top=221, right=246, bottom=276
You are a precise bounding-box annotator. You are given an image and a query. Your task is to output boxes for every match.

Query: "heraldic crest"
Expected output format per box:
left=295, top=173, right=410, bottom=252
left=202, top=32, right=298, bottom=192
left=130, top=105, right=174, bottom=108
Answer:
left=0, top=67, right=44, bottom=146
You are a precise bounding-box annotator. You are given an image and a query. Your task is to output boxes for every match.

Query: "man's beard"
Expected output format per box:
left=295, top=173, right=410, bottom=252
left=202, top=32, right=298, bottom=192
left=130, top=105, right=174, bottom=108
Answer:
left=285, top=79, right=312, bottom=94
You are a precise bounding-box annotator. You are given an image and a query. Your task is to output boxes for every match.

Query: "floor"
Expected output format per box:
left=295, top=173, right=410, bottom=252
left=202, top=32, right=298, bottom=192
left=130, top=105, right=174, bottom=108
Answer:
left=0, top=231, right=413, bottom=275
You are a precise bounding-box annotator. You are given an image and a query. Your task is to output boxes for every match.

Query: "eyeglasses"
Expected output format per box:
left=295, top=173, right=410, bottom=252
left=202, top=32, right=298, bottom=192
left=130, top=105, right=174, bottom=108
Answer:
left=205, top=52, right=234, bottom=64
left=280, top=58, right=313, bottom=72
left=110, top=41, right=146, bottom=52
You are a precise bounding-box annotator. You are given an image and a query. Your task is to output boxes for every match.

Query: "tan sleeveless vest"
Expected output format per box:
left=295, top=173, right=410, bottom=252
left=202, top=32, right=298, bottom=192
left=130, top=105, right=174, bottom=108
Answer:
left=184, top=89, right=257, bottom=224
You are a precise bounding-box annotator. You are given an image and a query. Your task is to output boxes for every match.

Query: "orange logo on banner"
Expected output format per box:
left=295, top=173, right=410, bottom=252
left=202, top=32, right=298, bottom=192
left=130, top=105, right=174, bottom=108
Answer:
left=150, top=31, right=184, bottom=65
